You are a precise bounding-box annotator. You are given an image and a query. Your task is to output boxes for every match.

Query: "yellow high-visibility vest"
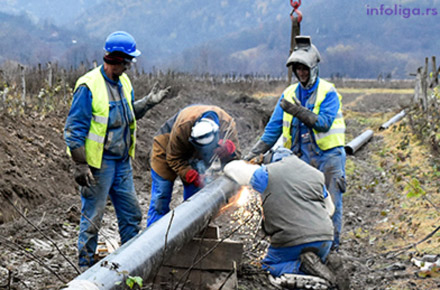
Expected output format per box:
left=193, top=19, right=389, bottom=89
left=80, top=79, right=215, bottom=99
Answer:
left=73, top=66, right=136, bottom=168
left=282, top=79, right=345, bottom=150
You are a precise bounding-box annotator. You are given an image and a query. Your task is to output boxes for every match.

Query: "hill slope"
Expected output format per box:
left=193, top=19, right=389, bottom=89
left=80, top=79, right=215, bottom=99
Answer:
left=0, top=0, right=439, bottom=78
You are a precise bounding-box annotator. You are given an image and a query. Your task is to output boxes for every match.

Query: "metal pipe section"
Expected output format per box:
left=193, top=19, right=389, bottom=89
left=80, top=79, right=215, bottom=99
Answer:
left=345, top=129, right=374, bottom=155
left=64, top=176, right=240, bottom=290
left=379, top=110, right=406, bottom=130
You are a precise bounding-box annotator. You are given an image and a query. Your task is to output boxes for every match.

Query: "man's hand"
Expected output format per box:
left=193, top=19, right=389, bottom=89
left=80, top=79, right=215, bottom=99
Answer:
left=280, top=98, right=301, bottom=116
left=74, top=164, right=95, bottom=187
left=185, top=169, right=205, bottom=188
left=145, top=82, right=171, bottom=105
left=243, top=140, right=272, bottom=161
left=214, top=139, right=236, bottom=159
left=70, top=147, right=95, bottom=187
left=280, top=98, right=318, bottom=127
left=223, top=160, right=260, bottom=186
left=248, top=153, right=264, bottom=165
left=134, top=82, right=171, bottom=119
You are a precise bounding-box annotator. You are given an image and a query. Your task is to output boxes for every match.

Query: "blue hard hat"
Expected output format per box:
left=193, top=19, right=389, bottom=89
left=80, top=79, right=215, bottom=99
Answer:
left=104, top=31, right=141, bottom=57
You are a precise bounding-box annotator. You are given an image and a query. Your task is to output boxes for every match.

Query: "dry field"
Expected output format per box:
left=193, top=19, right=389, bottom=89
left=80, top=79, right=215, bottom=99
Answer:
left=1, top=73, right=439, bottom=289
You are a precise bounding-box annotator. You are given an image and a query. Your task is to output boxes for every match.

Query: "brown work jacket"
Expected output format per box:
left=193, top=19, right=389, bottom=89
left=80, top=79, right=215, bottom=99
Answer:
left=150, top=105, right=241, bottom=181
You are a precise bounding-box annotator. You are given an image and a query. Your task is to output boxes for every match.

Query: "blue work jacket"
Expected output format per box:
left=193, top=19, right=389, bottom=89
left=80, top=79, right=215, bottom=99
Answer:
left=64, top=66, right=135, bottom=160
left=260, top=78, right=341, bottom=159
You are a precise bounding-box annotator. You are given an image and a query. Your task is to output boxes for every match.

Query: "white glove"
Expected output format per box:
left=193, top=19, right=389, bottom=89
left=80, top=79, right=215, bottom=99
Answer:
left=145, top=82, right=170, bottom=105
left=324, top=194, right=335, bottom=217
left=223, top=160, right=260, bottom=186
left=133, top=82, right=171, bottom=119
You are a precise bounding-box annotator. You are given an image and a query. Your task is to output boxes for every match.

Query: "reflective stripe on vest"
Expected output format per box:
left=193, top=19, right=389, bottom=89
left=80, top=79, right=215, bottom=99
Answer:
left=282, top=79, right=345, bottom=151
left=74, top=66, right=137, bottom=168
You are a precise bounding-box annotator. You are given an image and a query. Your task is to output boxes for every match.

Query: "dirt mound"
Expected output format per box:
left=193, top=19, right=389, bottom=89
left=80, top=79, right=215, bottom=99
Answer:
left=0, top=110, right=76, bottom=224
left=0, top=79, right=278, bottom=288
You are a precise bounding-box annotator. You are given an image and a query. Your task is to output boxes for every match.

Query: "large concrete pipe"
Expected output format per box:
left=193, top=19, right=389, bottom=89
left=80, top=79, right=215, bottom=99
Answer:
left=64, top=176, right=240, bottom=290
left=345, top=129, right=374, bottom=155
left=379, top=110, right=406, bottom=130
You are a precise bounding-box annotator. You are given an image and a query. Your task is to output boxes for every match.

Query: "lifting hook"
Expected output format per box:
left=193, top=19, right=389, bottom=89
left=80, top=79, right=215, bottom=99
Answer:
left=290, top=0, right=303, bottom=23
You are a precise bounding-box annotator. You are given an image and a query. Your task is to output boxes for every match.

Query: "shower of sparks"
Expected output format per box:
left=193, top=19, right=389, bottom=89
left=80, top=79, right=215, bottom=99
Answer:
left=215, top=186, right=270, bottom=266
left=219, top=186, right=251, bottom=212
left=236, top=186, right=250, bottom=206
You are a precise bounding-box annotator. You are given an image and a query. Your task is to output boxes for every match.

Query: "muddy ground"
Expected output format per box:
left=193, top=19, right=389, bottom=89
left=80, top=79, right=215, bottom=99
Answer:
left=0, top=75, right=435, bottom=289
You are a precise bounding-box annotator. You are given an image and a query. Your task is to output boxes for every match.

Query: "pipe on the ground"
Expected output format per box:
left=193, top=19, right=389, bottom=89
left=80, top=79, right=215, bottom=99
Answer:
left=379, top=110, right=406, bottom=130
left=345, top=129, right=374, bottom=155
left=64, top=176, right=240, bottom=290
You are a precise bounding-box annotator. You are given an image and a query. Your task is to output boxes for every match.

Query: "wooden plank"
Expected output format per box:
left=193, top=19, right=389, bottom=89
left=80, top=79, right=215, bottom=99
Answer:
left=194, top=225, right=219, bottom=239
left=288, top=19, right=301, bottom=84
left=414, top=67, right=422, bottom=104
left=163, top=238, right=243, bottom=271
left=152, top=266, right=238, bottom=289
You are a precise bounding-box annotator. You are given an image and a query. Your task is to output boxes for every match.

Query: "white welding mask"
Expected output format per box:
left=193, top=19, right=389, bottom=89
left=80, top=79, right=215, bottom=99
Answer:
left=189, top=118, right=220, bottom=164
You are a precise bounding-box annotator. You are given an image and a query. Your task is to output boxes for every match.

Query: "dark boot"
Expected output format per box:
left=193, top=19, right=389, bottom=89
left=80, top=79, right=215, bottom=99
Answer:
left=300, top=251, right=337, bottom=287
left=326, top=252, right=350, bottom=290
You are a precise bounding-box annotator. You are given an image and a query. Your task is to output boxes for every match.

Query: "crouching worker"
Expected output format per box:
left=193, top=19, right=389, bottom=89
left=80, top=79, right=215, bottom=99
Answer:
left=147, top=105, right=241, bottom=226
left=224, top=148, right=349, bottom=290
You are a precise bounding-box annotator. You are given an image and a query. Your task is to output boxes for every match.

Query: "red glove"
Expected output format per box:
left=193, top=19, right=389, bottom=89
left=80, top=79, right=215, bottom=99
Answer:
left=214, top=139, right=236, bottom=159
left=185, top=169, right=205, bottom=188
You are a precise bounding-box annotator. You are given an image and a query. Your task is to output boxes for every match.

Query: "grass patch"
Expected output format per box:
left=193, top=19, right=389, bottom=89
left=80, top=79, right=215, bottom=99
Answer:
left=371, top=120, right=440, bottom=254
left=338, top=88, right=414, bottom=94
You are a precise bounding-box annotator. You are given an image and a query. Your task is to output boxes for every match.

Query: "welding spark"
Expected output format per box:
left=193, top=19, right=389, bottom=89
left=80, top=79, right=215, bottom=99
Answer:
left=219, top=186, right=251, bottom=213
left=236, top=186, right=250, bottom=206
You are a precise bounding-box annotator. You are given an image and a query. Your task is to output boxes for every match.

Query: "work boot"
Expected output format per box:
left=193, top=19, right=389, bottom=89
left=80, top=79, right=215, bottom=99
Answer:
left=326, top=252, right=350, bottom=290
left=268, top=274, right=330, bottom=290
left=283, top=274, right=330, bottom=289
left=300, top=251, right=337, bottom=287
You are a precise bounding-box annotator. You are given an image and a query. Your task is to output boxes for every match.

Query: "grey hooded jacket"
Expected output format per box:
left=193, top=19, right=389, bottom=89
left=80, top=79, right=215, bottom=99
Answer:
left=262, top=154, right=334, bottom=248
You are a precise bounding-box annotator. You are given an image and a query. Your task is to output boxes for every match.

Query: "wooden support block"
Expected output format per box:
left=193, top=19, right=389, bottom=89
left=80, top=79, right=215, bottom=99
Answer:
left=194, top=225, right=220, bottom=239
left=163, top=238, right=243, bottom=271
left=151, top=263, right=237, bottom=290
left=148, top=225, right=243, bottom=289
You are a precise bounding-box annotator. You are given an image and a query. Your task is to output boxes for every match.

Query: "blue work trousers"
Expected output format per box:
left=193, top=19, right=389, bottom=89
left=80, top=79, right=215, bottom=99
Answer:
left=78, top=158, right=142, bottom=267
left=262, top=241, right=332, bottom=277
left=146, top=169, right=199, bottom=227
left=301, top=144, right=346, bottom=251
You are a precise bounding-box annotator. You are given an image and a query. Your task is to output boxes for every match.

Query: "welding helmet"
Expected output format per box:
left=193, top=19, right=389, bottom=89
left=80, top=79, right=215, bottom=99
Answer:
left=104, top=31, right=141, bottom=57
left=286, top=36, right=320, bottom=89
left=189, top=117, right=220, bottom=164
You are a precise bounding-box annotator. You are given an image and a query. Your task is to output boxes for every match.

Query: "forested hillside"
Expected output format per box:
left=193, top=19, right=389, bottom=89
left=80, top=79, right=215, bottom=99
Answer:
left=0, top=0, right=439, bottom=78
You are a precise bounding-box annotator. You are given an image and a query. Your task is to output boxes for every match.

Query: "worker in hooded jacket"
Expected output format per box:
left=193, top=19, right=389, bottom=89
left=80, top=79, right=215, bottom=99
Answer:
left=224, top=148, right=349, bottom=290
left=245, top=36, right=346, bottom=251
left=147, top=105, right=241, bottom=226
left=64, top=31, right=170, bottom=270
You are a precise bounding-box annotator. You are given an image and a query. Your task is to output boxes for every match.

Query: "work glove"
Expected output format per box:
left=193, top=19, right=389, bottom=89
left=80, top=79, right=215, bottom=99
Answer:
left=133, top=82, right=171, bottom=119
left=280, top=98, right=318, bottom=127
left=74, top=164, right=95, bottom=188
left=70, top=147, right=95, bottom=187
left=243, top=139, right=272, bottom=161
left=223, top=160, right=260, bottom=186
left=214, top=139, right=236, bottom=159
left=185, top=169, right=205, bottom=188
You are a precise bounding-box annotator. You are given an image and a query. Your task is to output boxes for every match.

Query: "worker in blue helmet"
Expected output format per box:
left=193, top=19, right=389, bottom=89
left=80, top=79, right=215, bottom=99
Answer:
left=64, top=31, right=170, bottom=270
left=104, top=31, right=142, bottom=57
